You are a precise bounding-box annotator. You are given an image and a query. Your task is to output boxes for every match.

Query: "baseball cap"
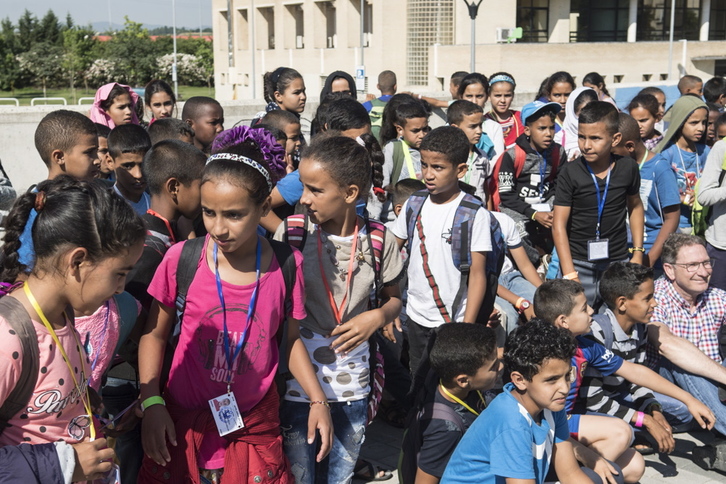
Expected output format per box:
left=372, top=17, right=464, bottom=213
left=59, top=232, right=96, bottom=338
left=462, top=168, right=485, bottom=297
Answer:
left=521, top=101, right=562, bottom=125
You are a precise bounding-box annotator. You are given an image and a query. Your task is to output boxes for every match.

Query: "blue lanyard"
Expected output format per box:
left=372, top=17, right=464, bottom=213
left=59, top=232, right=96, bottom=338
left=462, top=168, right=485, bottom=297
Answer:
left=213, top=238, right=262, bottom=389
left=585, top=163, right=611, bottom=239
left=538, top=153, right=546, bottom=199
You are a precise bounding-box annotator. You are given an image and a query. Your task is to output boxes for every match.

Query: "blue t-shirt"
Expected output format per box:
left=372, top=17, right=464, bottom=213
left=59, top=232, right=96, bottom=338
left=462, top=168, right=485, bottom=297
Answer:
left=362, top=94, right=393, bottom=112
left=276, top=171, right=303, bottom=206
left=566, top=336, right=623, bottom=413
left=659, top=143, right=710, bottom=229
left=638, top=154, right=681, bottom=251
left=440, top=382, right=569, bottom=484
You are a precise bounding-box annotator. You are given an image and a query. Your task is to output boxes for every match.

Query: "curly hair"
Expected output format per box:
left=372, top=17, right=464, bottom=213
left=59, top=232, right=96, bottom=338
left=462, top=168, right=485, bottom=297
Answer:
left=504, top=318, right=576, bottom=382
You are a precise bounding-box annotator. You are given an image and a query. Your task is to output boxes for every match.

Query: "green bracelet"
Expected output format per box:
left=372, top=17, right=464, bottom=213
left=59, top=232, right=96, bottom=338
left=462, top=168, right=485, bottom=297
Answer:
left=140, top=396, right=166, bottom=411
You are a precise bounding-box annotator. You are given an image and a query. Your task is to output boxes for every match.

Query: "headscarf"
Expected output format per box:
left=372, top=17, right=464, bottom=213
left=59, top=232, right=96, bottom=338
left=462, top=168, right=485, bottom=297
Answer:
left=90, top=82, right=140, bottom=128
left=562, top=86, right=594, bottom=160
left=653, top=95, right=708, bottom=153
left=319, top=70, right=357, bottom=100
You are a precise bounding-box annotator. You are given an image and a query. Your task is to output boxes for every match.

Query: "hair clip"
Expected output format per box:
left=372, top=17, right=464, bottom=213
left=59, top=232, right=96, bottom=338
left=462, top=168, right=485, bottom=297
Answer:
left=372, top=187, right=386, bottom=196
left=34, top=191, right=47, bottom=211
left=206, top=153, right=272, bottom=191
left=355, top=136, right=366, bottom=147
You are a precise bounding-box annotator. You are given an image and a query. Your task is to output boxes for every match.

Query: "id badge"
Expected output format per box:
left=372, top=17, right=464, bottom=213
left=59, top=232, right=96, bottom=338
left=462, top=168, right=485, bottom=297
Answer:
left=588, top=238, right=609, bottom=261
left=208, top=392, right=245, bottom=436
left=531, top=203, right=550, bottom=213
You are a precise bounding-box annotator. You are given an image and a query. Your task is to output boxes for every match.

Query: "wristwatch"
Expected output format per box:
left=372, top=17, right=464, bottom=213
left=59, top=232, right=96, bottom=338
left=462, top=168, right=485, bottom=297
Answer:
left=515, top=298, right=531, bottom=313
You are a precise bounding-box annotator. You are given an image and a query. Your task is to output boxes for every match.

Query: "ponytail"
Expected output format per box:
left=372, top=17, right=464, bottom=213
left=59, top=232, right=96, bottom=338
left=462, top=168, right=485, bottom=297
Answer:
left=263, top=67, right=303, bottom=104
left=358, top=133, right=386, bottom=203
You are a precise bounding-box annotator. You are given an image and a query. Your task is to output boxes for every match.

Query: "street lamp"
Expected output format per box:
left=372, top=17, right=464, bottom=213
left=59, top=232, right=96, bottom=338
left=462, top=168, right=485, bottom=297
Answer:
left=172, top=0, right=178, bottom=99
left=462, top=0, right=483, bottom=72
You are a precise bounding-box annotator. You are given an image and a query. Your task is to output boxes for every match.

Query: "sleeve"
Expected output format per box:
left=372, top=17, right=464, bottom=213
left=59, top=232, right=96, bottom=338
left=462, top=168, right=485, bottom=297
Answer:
left=697, top=141, right=726, bottom=206
left=493, top=212, right=522, bottom=248
left=289, top=248, right=307, bottom=320
left=390, top=199, right=410, bottom=240
left=489, top=122, right=505, bottom=162
left=583, top=339, right=624, bottom=375
left=146, top=241, right=184, bottom=308
left=654, top=159, right=682, bottom=208
left=627, top=160, right=641, bottom=196
left=546, top=145, right=568, bottom=200
left=554, top=163, right=574, bottom=207
left=498, top=150, right=537, bottom=218
left=418, top=420, right=464, bottom=478
left=54, top=441, right=75, bottom=484
left=470, top=208, right=493, bottom=252
left=382, top=142, right=395, bottom=189
left=553, top=409, right=570, bottom=443
left=0, top=323, right=23, bottom=406
left=276, top=171, right=303, bottom=206
left=381, top=229, right=404, bottom=285
left=0, top=443, right=65, bottom=484
left=489, top=428, right=536, bottom=480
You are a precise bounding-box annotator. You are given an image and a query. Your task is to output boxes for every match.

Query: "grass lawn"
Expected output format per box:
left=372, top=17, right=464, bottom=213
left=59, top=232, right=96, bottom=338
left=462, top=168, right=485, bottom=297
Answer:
left=0, top=85, right=215, bottom=106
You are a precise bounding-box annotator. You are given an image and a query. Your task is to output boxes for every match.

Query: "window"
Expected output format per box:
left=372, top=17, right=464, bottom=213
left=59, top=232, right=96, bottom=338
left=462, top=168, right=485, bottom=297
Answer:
left=407, top=0, right=454, bottom=86
left=517, top=0, right=549, bottom=42
left=284, top=4, right=304, bottom=49
left=314, top=1, right=337, bottom=48
left=236, top=9, right=249, bottom=50
left=571, top=0, right=629, bottom=42
left=257, top=7, right=275, bottom=50
left=711, top=0, right=726, bottom=40
left=637, top=0, right=701, bottom=41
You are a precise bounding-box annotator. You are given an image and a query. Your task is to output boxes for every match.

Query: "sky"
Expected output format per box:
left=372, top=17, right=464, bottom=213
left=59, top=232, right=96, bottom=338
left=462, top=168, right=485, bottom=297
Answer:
left=4, top=0, right=212, bottom=30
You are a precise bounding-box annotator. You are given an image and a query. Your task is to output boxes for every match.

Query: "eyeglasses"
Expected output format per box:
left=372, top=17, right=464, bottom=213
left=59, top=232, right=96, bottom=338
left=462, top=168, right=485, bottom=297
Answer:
left=669, top=259, right=714, bottom=273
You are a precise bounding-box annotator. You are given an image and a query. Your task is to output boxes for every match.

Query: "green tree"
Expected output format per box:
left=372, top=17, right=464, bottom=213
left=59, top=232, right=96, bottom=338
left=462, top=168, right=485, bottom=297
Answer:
left=0, top=19, right=21, bottom=91
left=37, top=10, right=63, bottom=45
left=16, top=42, right=65, bottom=96
left=16, top=10, right=38, bottom=51
left=104, top=17, right=156, bottom=86
left=63, top=26, right=98, bottom=97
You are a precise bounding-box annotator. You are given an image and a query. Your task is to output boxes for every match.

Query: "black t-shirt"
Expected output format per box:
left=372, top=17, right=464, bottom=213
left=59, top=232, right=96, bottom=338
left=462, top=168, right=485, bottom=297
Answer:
left=417, top=389, right=483, bottom=478
left=554, top=156, right=640, bottom=261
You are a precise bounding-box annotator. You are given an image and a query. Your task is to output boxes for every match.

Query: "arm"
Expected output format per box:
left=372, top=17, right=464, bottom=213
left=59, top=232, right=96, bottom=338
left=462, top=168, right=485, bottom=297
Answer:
left=645, top=206, right=679, bottom=266
left=551, top=439, right=593, bottom=484
left=463, top=251, right=487, bottom=324
left=626, top=193, right=645, bottom=265
left=497, top=284, right=535, bottom=321
left=696, top=142, right=726, bottom=206
left=553, top=204, right=576, bottom=279
left=509, top=246, right=542, bottom=288
left=414, top=468, right=440, bottom=484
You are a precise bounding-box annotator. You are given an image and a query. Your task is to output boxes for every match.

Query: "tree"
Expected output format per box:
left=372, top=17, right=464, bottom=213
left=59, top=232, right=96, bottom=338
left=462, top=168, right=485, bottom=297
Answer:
left=16, top=42, right=65, bottom=96
left=103, top=17, right=156, bottom=86
left=62, top=26, right=98, bottom=95
left=16, top=10, right=38, bottom=51
left=37, top=10, right=63, bottom=45
left=155, top=53, right=207, bottom=86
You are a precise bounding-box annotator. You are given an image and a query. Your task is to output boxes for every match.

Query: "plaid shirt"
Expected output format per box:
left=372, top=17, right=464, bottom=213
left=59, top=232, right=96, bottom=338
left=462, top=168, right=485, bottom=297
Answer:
left=650, top=277, right=726, bottom=364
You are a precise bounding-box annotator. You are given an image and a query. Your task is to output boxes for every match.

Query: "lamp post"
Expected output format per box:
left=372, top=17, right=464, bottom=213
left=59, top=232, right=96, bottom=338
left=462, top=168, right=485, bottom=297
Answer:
left=172, top=0, right=178, bottom=99
left=462, top=0, right=483, bottom=72
left=667, top=0, right=676, bottom=80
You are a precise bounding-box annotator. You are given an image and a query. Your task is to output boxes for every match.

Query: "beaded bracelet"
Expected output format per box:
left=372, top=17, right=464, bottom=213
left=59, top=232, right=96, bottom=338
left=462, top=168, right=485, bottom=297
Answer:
left=309, top=400, right=330, bottom=408
left=628, top=247, right=645, bottom=253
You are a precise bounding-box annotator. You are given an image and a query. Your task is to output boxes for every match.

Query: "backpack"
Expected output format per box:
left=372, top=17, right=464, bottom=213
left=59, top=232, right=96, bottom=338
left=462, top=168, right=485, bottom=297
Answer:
left=369, top=98, right=387, bottom=142
left=405, top=190, right=505, bottom=323
left=488, top=142, right=562, bottom=211
left=390, top=140, right=413, bottom=187
left=282, top=214, right=387, bottom=424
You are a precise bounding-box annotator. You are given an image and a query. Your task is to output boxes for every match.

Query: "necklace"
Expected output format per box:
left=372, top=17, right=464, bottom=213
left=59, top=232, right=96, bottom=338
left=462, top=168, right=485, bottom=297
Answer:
left=318, top=229, right=366, bottom=281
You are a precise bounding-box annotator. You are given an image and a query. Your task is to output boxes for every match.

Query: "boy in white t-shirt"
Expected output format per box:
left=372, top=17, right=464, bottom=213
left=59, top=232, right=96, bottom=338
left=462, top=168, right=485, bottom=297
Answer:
left=392, top=126, right=492, bottom=375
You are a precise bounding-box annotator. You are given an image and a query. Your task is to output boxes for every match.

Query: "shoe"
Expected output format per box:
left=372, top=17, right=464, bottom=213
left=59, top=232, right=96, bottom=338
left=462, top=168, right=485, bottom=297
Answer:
left=693, top=440, right=726, bottom=472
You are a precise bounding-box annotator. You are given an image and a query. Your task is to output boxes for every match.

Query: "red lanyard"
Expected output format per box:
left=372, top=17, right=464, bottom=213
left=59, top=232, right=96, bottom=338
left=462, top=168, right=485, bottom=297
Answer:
left=317, top=224, right=359, bottom=325
left=146, top=209, right=177, bottom=244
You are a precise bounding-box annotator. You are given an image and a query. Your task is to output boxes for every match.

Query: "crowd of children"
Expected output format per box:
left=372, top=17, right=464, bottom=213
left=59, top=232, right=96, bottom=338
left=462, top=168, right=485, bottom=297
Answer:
left=3, top=68, right=726, bottom=484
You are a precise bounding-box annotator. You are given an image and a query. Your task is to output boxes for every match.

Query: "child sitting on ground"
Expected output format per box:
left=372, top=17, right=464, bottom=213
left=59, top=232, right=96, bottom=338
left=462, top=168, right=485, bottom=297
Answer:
left=448, top=100, right=489, bottom=200
left=107, top=124, right=152, bottom=216
left=181, top=96, right=224, bottom=154
left=148, top=117, right=195, bottom=145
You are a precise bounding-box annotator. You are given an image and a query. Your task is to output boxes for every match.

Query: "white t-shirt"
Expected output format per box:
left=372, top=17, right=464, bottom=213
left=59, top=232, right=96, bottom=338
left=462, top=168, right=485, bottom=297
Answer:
left=491, top=211, right=522, bottom=276
left=391, top=191, right=492, bottom=328
left=483, top=119, right=505, bottom=163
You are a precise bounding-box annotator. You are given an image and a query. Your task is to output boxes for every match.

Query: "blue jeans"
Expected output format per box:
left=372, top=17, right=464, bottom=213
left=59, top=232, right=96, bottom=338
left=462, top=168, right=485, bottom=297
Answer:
left=281, top=399, right=368, bottom=484
left=496, top=271, right=538, bottom=335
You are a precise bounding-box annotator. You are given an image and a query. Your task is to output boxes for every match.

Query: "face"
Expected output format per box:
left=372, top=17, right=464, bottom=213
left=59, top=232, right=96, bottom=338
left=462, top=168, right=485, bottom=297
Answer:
left=578, top=122, right=620, bottom=164
left=621, top=279, right=657, bottom=325
left=176, top=179, right=203, bottom=220
left=63, top=133, right=100, bottom=181
left=653, top=92, right=667, bottom=118
left=97, top=137, right=113, bottom=176
left=708, top=109, right=720, bottom=143
left=274, top=78, right=307, bottom=113
left=107, top=93, right=134, bottom=126
left=201, top=178, right=269, bottom=254
left=449, top=79, right=460, bottom=99
left=298, top=158, right=356, bottom=226
left=462, top=83, right=488, bottom=108
left=148, top=91, right=174, bottom=119
left=524, top=115, right=555, bottom=152
left=190, top=104, right=224, bottom=150
left=514, top=357, right=572, bottom=413
left=561, top=292, right=594, bottom=336
left=664, top=243, right=711, bottom=298
left=396, top=116, right=429, bottom=148
left=283, top=122, right=302, bottom=155
left=420, top=149, right=465, bottom=198
left=686, top=82, right=704, bottom=97
left=331, top=77, right=353, bottom=96
left=489, top=82, right=514, bottom=115
left=718, top=123, right=726, bottom=141
left=680, top=108, right=707, bottom=144
left=467, top=355, right=502, bottom=392
left=630, top=106, right=658, bottom=139
left=548, top=82, right=574, bottom=111
left=454, top=112, right=483, bottom=146
left=340, top=125, right=372, bottom=139
left=112, top=152, right=146, bottom=197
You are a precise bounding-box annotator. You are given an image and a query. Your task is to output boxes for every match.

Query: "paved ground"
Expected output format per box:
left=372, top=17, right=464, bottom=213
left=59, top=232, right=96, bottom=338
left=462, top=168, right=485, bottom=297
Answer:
left=355, top=418, right=726, bottom=483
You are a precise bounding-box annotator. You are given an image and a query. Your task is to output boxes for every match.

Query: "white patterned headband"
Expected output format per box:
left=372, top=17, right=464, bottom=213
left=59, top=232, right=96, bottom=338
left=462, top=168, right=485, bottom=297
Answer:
left=490, top=74, right=515, bottom=86
left=206, top=153, right=272, bottom=190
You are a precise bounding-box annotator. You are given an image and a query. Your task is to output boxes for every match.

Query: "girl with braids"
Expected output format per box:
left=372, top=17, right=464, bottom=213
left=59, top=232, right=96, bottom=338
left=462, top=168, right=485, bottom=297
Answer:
left=138, top=126, right=332, bottom=483
left=252, top=67, right=307, bottom=128
left=274, top=135, right=403, bottom=483
left=0, top=176, right=145, bottom=478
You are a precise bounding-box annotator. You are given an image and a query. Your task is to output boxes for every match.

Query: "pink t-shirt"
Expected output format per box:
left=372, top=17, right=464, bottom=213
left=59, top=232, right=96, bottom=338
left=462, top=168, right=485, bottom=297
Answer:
left=0, top=308, right=90, bottom=447
left=148, top=235, right=306, bottom=468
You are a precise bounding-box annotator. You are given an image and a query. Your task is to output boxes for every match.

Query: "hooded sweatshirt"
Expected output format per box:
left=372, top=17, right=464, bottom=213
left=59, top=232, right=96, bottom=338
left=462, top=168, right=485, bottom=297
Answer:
left=319, top=70, right=357, bottom=100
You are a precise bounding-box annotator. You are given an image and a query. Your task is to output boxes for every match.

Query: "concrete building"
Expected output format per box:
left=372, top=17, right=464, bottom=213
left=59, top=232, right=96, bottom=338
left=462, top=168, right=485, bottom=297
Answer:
left=211, top=0, right=726, bottom=100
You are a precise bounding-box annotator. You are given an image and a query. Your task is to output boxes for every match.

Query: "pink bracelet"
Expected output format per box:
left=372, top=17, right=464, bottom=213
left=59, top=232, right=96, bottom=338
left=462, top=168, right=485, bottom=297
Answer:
left=634, top=411, right=645, bottom=428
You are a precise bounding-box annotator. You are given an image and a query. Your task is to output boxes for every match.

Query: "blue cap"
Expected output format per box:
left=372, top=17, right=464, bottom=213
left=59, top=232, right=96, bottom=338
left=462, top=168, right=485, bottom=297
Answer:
left=521, top=101, right=562, bottom=125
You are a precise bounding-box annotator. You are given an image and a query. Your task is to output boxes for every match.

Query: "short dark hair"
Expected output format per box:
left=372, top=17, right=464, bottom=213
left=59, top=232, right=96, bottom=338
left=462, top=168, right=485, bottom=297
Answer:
left=504, top=318, right=576, bottom=382
left=617, top=113, right=641, bottom=144
left=457, top=73, right=489, bottom=98
left=34, top=110, right=97, bottom=166
left=600, top=262, right=654, bottom=309
left=143, top=140, right=206, bottom=195
left=447, top=100, right=483, bottom=126
left=639, top=86, right=665, bottom=99
left=450, top=71, right=469, bottom=86
left=378, top=70, right=397, bottom=93
left=148, top=118, right=195, bottom=145
left=325, top=97, right=371, bottom=131
left=578, top=101, right=619, bottom=135
left=181, top=96, right=222, bottom=121
left=253, top=124, right=287, bottom=144
left=107, top=124, right=152, bottom=159
left=661, top=233, right=707, bottom=265
left=393, top=101, right=429, bottom=128
left=391, top=178, right=425, bottom=207
left=704, top=76, right=726, bottom=103
left=419, top=126, right=470, bottom=167
left=678, top=75, right=703, bottom=94
left=627, top=93, right=660, bottom=118
left=707, top=101, right=722, bottom=113
left=573, top=89, right=599, bottom=115
left=430, top=323, right=497, bottom=383
left=94, top=122, right=111, bottom=139
left=261, top=109, right=300, bottom=131
left=302, top=134, right=374, bottom=197
left=716, top=112, right=726, bottom=131
left=534, top=279, right=585, bottom=324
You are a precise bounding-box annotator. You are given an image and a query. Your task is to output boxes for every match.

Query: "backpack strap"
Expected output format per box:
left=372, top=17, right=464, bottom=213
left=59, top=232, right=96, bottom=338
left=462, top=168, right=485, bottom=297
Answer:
left=428, top=402, right=466, bottom=432
left=364, top=218, right=386, bottom=308
left=269, top=239, right=297, bottom=374
left=173, top=237, right=206, bottom=337
left=0, top=297, right=39, bottom=436
left=549, top=144, right=562, bottom=180
left=283, top=214, right=308, bottom=250
left=592, top=313, right=615, bottom=352
left=513, top=144, right=527, bottom=179
left=391, top=140, right=406, bottom=186
left=405, top=190, right=429, bottom=251
left=450, top=194, right=483, bottom=319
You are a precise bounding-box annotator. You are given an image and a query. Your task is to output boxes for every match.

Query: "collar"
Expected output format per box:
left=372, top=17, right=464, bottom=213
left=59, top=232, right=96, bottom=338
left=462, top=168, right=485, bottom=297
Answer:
left=602, top=309, right=634, bottom=342
left=660, top=276, right=708, bottom=311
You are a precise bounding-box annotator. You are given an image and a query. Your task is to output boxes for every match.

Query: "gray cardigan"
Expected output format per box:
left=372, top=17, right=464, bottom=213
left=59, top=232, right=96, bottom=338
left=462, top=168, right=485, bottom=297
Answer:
left=697, top=140, right=726, bottom=249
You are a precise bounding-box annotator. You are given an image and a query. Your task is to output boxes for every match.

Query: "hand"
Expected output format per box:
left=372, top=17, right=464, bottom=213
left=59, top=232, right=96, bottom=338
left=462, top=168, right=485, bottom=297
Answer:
left=687, top=398, right=716, bottom=430
left=643, top=413, right=675, bottom=453
left=364, top=93, right=376, bottom=102
left=589, top=455, right=620, bottom=484
left=682, top=188, right=695, bottom=207
left=71, top=438, right=115, bottom=482
left=381, top=321, right=397, bottom=343
left=486, top=309, right=501, bottom=329
left=308, top=403, right=334, bottom=462
left=330, top=309, right=384, bottom=354
left=141, top=404, right=177, bottom=465
left=103, top=400, right=142, bottom=438
left=533, top=211, right=553, bottom=228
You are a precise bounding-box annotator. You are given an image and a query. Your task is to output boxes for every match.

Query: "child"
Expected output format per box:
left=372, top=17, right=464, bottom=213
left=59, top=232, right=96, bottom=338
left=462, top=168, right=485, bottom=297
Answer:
left=707, top=102, right=722, bottom=146
left=363, top=70, right=397, bottom=141
left=319, top=70, right=357, bottom=99
left=613, top=113, right=680, bottom=267
left=262, top=109, right=303, bottom=164
left=90, top=82, right=140, bottom=128
left=627, top=93, right=664, bottom=151
left=400, top=323, right=499, bottom=484
left=583, top=72, right=617, bottom=107
left=447, top=100, right=488, bottom=200
left=273, top=135, right=403, bottom=483
left=148, top=118, right=195, bottom=146
left=553, top=101, right=644, bottom=309
left=392, top=126, right=492, bottom=375
left=382, top=101, right=429, bottom=188
left=181, top=96, right=224, bottom=154
left=484, top=72, right=523, bottom=149
left=493, top=101, right=566, bottom=263
left=678, top=75, right=704, bottom=96
left=716, top=112, right=726, bottom=141
left=34, top=110, right=100, bottom=182
left=653, top=95, right=709, bottom=233
left=562, top=88, right=599, bottom=160
left=95, top=122, right=113, bottom=180
left=413, top=71, right=469, bottom=109
left=440, top=319, right=593, bottom=484
left=144, top=79, right=176, bottom=122
left=544, top=71, right=576, bottom=143
left=704, top=76, right=726, bottom=107
left=253, top=67, right=307, bottom=129
left=457, top=73, right=505, bottom=162
left=321, top=96, right=372, bottom=138
left=138, top=126, right=333, bottom=483
left=108, top=124, right=152, bottom=216
left=390, top=178, right=426, bottom=224
left=0, top=176, right=145, bottom=474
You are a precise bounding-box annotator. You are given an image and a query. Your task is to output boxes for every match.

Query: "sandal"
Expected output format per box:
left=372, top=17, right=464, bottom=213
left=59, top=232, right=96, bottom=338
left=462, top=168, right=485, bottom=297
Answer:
left=353, top=459, right=393, bottom=482
left=632, top=435, right=656, bottom=455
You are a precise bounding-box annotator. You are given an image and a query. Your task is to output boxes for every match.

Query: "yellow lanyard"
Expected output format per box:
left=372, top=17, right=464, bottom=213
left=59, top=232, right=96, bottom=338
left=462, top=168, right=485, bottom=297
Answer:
left=401, top=140, right=417, bottom=180
left=439, top=382, right=486, bottom=416
left=23, top=283, right=95, bottom=441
